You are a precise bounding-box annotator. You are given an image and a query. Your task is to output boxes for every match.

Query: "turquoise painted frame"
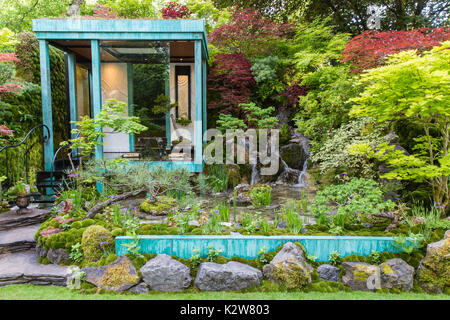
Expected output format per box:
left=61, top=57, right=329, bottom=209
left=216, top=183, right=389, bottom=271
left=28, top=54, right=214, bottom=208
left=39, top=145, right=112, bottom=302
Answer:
left=39, top=40, right=53, bottom=171
left=127, top=63, right=134, bottom=152
left=115, top=235, right=408, bottom=262
left=33, top=19, right=209, bottom=174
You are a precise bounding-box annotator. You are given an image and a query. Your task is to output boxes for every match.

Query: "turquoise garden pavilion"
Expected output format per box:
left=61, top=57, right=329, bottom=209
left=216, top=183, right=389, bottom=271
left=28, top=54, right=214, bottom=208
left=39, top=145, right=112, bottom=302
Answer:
left=33, top=18, right=209, bottom=173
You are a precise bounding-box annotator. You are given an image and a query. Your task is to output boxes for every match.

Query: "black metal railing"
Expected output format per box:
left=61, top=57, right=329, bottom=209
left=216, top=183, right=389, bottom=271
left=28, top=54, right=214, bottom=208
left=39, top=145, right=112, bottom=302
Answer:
left=0, top=124, right=50, bottom=187
left=49, top=132, right=80, bottom=193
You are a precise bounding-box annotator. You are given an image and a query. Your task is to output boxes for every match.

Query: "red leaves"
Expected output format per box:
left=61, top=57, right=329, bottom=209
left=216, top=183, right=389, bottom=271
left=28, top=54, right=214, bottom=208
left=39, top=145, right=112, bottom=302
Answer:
left=161, top=2, right=191, bottom=19
left=209, top=7, right=294, bottom=58
left=0, top=125, right=14, bottom=137
left=39, top=226, right=63, bottom=237
left=342, top=27, right=450, bottom=73
left=0, top=83, right=23, bottom=94
left=0, top=53, right=20, bottom=63
left=84, top=4, right=118, bottom=19
left=208, top=53, right=255, bottom=112
left=279, top=84, right=308, bottom=108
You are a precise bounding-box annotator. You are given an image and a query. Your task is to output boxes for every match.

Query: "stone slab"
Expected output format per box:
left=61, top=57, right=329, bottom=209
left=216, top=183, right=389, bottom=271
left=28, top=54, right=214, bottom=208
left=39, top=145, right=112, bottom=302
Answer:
left=0, top=250, right=70, bottom=287
left=0, top=209, right=51, bottom=231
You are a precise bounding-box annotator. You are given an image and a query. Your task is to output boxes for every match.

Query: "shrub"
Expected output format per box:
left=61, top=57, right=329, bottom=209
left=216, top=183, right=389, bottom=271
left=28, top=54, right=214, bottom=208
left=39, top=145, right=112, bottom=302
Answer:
left=310, top=178, right=395, bottom=223
left=81, top=225, right=114, bottom=262
left=249, top=184, right=272, bottom=207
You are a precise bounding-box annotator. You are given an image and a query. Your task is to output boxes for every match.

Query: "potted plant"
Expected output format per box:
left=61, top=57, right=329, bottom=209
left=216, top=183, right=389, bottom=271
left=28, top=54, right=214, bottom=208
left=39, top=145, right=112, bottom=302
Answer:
left=6, top=180, right=40, bottom=214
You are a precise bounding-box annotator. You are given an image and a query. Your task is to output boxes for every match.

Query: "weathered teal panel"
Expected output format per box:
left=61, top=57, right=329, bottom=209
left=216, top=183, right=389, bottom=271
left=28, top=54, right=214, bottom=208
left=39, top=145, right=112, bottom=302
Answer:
left=194, top=40, right=202, bottom=165
left=202, top=59, right=207, bottom=142
left=32, top=19, right=209, bottom=58
left=127, top=160, right=203, bottom=173
left=91, top=40, right=103, bottom=162
left=39, top=40, right=53, bottom=171
left=127, top=63, right=134, bottom=152
left=115, top=235, right=408, bottom=262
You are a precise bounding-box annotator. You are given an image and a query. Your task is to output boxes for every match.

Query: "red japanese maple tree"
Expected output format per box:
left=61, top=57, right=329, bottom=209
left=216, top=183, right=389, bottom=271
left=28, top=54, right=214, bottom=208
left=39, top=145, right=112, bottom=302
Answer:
left=161, top=2, right=191, bottom=19
left=342, top=27, right=450, bottom=73
left=0, top=53, right=23, bottom=94
left=208, top=53, right=255, bottom=113
left=209, top=7, right=294, bottom=59
left=0, top=125, right=14, bottom=137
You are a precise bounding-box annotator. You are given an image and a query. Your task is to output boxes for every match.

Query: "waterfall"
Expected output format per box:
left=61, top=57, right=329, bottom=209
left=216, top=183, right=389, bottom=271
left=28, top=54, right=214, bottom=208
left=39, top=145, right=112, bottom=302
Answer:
left=294, top=138, right=310, bottom=188
left=250, top=163, right=259, bottom=185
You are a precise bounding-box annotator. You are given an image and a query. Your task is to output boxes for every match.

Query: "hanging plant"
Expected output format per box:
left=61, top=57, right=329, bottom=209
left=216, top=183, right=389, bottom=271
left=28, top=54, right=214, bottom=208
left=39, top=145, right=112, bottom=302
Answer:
left=175, top=117, right=191, bottom=126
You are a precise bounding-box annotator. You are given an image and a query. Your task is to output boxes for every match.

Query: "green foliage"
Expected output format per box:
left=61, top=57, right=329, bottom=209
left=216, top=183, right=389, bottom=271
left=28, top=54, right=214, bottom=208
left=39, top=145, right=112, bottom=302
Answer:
left=250, top=56, right=285, bottom=100
left=287, top=18, right=351, bottom=75
left=249, top=184, right=272, bottom=207
left=188, top=248, right=202, bottom=268
left=349, top=42, right=450, bottom=213
left=328, top=251, right=343, bottom=266
left=64, top=99, right=147, bottom=158
left=216, top=113, right=246, bottom=131
left=257, top=245, right=269, bottom=264
left=186, top=0, right=231, bottom=34
left=81, top=225, right=114, bottom=263
left=310, top=178, right=396, bottom=222
left=206, top=245, right=222, bottom=262
left=310, top=117, right=386, bottom=178
left=69, top=243, right=84, bottom=263
left=0, top=27, right=17, bottom=50
left=96, top=0, right=160, bottom=18
left=280, top=201, right=304, bottom=234
left=240, top=102, right=279, bottom=129
left=204, top=164, right=230, bottom=193
left=121, top=233, right=143, bottom=259
left=151, top=94, right=176, bottom=115
left=369, top=250, right=382, bottom=264
left=392, top=233, right=422, bottom=254
left=294, top=64, right=359, bottom=143
left=407, top=202, right=450, bottom=230
left=0, top=0, right=71, bottom=32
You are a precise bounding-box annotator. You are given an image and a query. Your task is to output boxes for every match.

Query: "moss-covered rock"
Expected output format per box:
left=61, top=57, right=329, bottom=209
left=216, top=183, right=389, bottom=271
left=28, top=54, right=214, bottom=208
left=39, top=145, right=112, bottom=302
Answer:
left=341, top=262, right=378, bottom=291
left=263, top=242, right=313, bottom=289
left=82, top=256, right=139, bottom=292
left=139, top=196, right=177, bottom=216
left=416, top=236, right=450, bottom=294
left=379, top=258, right=414, bottom=292
left=81, top=225, right=114, bottom=262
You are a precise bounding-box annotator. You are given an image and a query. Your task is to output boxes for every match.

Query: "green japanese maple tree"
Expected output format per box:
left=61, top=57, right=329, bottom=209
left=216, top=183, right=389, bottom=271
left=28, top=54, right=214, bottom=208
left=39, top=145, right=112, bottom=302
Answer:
left=349, top=41, right=450, bottom=214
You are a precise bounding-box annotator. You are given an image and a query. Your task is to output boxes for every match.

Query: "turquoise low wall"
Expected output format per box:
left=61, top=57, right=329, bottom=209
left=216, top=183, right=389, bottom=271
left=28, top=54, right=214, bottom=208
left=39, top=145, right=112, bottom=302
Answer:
left=115, top=235, right=404, bottom=262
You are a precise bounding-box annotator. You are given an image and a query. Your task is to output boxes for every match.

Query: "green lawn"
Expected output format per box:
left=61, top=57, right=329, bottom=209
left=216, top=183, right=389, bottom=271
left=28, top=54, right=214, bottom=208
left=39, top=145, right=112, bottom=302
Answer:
left=0, top=284, right=448, bottom=300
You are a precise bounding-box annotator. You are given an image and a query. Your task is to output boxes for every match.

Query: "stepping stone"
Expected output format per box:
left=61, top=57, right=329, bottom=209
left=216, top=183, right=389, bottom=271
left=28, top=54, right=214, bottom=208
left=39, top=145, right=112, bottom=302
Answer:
left=0, top=209, right=51, bottom=231
left=0, top=250, right=70, bottom=287
left=0, top=225, right=39, bottom=254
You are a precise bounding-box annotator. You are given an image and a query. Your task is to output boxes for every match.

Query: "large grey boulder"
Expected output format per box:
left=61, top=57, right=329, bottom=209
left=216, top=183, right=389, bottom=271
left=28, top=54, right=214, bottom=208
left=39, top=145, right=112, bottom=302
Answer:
left=263, top=242, right=313, bottom=288
left=379, top=258, right=414, bottom=292
left=317, top=264, right=340, bottom=282
left=194, top=261, right=262, bottom=291
left=341, top=262, right=379, bottom=291
left=46, top=248, right=70, bottom=264
left=82, top=256, right=139, bottom=292
left=140, top=254, right=191, bottom=292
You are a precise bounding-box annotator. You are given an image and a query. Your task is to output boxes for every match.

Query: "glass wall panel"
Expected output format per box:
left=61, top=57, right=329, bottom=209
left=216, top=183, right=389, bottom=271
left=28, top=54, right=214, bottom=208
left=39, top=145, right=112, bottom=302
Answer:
left=75, top=64, right=90, bottom=120
left=99, top=40, right=170, bottom=160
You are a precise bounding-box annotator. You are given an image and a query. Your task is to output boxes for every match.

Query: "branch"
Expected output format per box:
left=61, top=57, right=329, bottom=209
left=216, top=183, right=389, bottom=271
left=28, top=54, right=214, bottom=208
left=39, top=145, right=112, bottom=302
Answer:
left=371, top=211, right=399, bottom=232
left=82, top=187, right=146, bottom=220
